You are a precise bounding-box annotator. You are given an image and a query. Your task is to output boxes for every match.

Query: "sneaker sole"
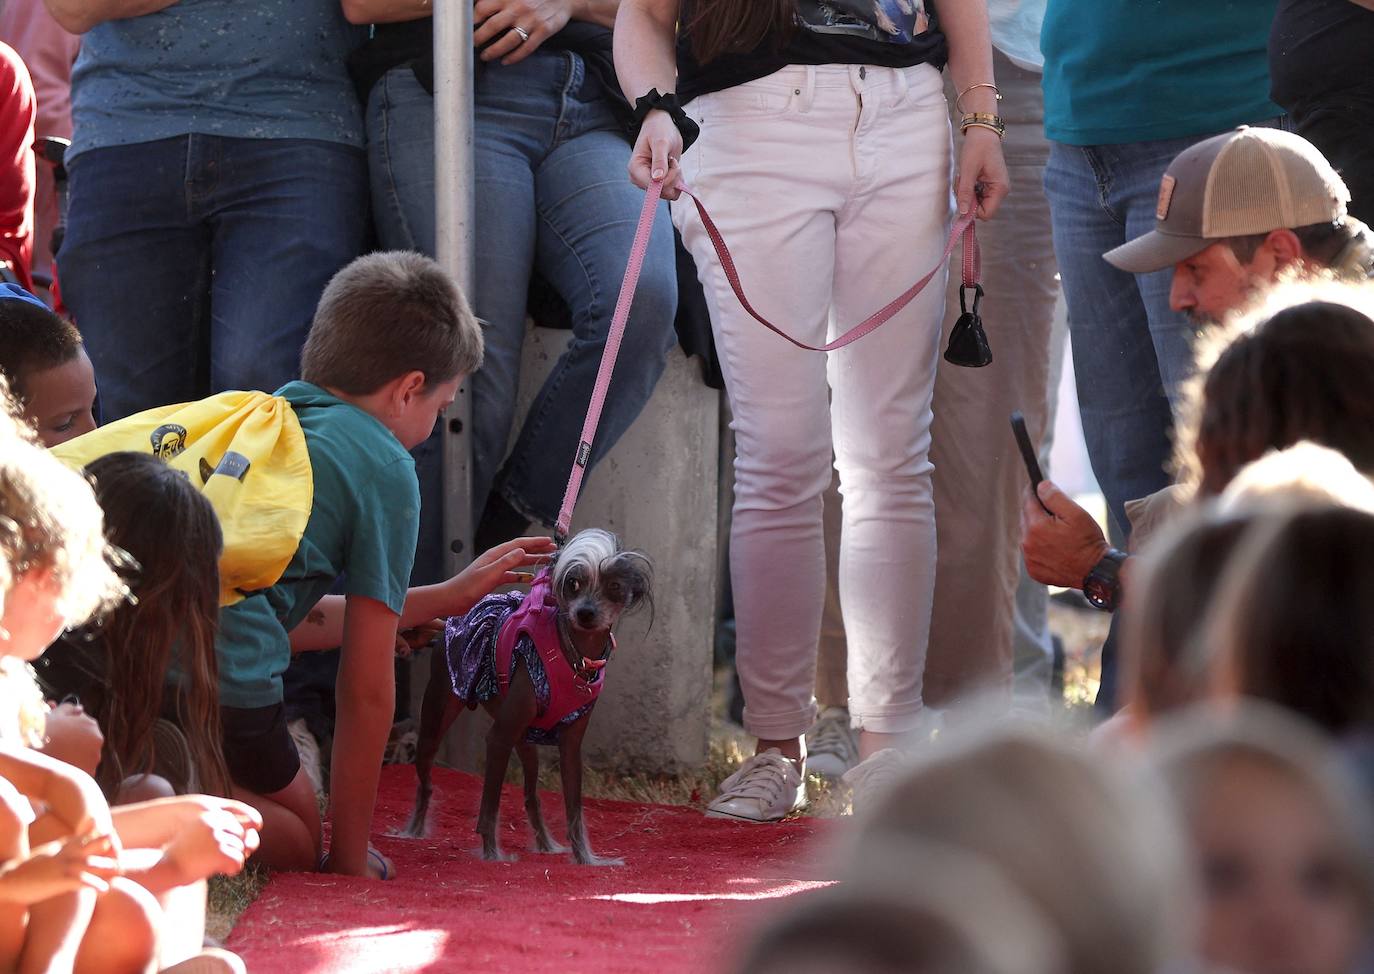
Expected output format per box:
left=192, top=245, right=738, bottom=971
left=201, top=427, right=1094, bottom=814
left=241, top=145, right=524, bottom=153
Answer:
left=703, top=807, right=792, bottom=824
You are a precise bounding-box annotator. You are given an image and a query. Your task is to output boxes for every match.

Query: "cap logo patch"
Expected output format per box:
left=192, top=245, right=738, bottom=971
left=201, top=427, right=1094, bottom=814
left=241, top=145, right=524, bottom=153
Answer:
left=1156, top=175, right=1176, bottom=221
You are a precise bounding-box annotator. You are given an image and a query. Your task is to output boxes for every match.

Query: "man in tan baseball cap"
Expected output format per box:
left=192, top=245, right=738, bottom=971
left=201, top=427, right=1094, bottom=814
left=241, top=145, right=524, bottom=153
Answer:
left=1104, top=126, right=1372, bottom=324
left=1019, top=126, right=1374, bottom=627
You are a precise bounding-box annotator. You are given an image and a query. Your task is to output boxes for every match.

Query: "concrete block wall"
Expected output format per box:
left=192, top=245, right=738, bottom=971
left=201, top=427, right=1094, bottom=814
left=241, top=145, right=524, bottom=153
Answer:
left=423, top=324, right=721, bottom=774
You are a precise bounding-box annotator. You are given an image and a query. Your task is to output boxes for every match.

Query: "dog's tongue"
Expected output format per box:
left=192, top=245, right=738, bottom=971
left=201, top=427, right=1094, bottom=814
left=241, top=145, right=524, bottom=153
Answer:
left=580, top=657, right=607, bottom=671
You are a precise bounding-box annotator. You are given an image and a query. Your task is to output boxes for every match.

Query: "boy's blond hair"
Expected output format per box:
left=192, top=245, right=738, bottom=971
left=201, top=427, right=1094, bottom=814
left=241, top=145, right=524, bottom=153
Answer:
left=300, top=251, right=483, bottom=395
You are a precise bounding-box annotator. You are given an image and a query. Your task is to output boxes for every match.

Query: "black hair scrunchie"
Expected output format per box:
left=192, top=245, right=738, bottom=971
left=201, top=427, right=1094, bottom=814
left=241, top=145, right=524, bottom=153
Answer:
left=632, top=88, right=700, bottom=154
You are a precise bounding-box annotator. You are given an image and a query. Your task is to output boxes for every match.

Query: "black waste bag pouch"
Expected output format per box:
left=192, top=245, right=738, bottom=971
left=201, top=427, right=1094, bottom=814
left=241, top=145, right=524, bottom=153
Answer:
left=944, top=283, right=992, bottom=368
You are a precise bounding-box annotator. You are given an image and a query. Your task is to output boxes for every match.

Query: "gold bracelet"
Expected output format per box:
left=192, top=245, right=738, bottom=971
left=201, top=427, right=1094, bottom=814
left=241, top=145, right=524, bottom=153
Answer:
left=955, top=82, right=1001, bottom=114
left=960, top=112, right=1005, bottom=138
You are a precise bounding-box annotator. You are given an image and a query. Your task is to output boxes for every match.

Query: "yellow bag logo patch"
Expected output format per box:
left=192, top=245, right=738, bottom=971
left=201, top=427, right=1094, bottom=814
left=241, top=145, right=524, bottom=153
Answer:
left=55, top=392, right=313, bottom=606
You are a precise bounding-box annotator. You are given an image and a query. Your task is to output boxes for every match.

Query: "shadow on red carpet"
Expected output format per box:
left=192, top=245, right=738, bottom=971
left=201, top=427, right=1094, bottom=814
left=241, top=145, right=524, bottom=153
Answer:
left=227, top=765, right=832, bottom=973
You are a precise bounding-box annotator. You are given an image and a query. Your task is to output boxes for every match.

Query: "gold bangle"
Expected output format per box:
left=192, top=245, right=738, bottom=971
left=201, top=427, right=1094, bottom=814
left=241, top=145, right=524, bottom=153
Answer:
left=963, top=121, right=1005, bottom=139
left=956, top=82, right=1001, bottom=114
left=960, top=112, right=1005, bottom=138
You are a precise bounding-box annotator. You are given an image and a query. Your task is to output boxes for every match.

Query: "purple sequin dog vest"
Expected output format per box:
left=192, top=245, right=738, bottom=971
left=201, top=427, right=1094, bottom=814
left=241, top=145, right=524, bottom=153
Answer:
left=495, top=569, right=606, bottom=733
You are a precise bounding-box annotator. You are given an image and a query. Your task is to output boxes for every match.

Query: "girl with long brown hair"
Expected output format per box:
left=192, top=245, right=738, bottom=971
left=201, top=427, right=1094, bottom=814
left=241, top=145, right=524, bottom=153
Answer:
left=616, top=0, right=1008, bottom=820
left=36, top=451, right=231, bottom=802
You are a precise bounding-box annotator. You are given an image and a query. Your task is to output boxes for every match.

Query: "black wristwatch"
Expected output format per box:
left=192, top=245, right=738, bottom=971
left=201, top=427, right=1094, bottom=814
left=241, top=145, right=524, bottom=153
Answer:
left=1082, top=548, right=1129, bottom=613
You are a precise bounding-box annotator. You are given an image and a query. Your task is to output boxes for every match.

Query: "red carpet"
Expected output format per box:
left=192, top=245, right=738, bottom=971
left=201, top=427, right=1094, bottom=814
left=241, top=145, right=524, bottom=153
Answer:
left=228, top=765, right=832, bottom=973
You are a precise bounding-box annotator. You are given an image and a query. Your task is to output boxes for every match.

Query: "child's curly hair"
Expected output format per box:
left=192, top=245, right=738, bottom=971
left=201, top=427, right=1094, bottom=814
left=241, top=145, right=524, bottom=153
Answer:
left=1179, top=279, right=1374, bottom=495
left=0, top=376, right=126, bottom=630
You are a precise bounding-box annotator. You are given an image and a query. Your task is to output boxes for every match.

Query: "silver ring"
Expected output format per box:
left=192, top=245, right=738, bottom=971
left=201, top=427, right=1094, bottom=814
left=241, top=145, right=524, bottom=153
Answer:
left=513, top=26, right=530, bottom=42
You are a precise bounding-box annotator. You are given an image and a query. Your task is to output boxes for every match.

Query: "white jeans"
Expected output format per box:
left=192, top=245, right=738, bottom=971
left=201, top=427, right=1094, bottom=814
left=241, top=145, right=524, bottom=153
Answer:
left=674, top=63, right=952, bottom=740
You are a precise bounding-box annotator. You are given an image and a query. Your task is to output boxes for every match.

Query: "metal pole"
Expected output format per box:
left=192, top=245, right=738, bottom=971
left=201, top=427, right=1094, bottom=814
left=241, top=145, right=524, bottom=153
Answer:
left=434, top=0, right=476, bottom=574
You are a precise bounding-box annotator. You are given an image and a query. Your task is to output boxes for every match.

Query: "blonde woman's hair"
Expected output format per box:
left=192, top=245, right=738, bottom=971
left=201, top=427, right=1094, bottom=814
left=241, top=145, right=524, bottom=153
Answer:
left=1148, top=702, right=1374, bottom=923
left=1204, top=504, right=1374, bottom=733
left=1122, top=504, right=1257, bottom=720
left=1220, top=440, right=1374, bottom=514
left=852, top=723, right=1191, bottom=974
left=735, top=841, right=1065, bottom=974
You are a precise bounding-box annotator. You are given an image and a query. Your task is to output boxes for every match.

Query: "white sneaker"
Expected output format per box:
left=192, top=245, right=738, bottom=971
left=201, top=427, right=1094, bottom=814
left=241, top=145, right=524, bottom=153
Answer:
left=842, top=747, right=907, bottom=814
left=805, top=707, right=857, bottom=779
left=706, top=749, right=805, bottom=823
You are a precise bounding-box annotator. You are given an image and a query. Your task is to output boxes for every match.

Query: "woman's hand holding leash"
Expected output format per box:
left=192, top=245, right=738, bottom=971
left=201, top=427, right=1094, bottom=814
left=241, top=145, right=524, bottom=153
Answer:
left=629, top=110, right=684, bottom=200
left=956, top=127, right=1009, bottom=220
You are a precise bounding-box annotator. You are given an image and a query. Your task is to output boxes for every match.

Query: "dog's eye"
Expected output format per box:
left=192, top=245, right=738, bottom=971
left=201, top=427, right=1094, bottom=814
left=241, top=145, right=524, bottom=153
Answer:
left=606, top=582, right=624, bottom=602
left=568, top=577, right=583, bottom=594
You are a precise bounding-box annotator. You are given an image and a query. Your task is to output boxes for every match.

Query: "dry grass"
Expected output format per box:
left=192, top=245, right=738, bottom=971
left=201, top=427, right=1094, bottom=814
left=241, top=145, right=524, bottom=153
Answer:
left=206, top=865, right=270, bottom=943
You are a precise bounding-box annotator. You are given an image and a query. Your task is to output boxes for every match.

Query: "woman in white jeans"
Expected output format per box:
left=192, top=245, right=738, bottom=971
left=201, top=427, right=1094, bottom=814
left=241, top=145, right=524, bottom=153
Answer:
left=615, top=0, right=1008, bottom=821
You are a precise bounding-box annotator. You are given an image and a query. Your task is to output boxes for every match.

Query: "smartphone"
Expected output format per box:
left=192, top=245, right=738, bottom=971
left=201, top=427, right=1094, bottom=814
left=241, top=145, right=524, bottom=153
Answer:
left=1011, top=411, right=1052, bottom=514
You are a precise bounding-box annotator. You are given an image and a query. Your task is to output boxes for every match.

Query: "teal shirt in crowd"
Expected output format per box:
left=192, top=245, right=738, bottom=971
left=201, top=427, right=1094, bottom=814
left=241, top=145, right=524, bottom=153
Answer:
left=69, top=0, right=366, bottom=161
left=215, top=382, right=420, bottom=709
left=1040, top=0, right=1282, bottom=146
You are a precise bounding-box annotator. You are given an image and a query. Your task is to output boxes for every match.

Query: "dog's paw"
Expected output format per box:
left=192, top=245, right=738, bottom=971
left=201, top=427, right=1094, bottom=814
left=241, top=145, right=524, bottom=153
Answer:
left=573, top=852, right=624, bottom=867
left=478, top=846, right=518, bottom=863
left=532, top=837, right=569, bottom=854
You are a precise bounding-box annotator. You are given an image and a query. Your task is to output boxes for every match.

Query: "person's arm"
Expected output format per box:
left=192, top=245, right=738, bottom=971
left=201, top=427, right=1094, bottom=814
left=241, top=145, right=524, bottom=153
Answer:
left=325, top=595, right=399, bottom=877
left=614, top=0, right=682, bottom=197
left=109, top=795, right=260, bottom=850
left=111, top=799, right=260, bottom=894
left=0, top=746, right=111, bottom=842
left=937, top=0, right=1009, bottom=219
left=39, top=0, right=179, bottom=36
left=288, top=536, right=554, bottom=653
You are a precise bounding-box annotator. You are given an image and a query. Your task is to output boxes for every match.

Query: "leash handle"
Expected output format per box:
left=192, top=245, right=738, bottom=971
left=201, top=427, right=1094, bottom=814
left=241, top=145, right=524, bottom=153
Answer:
left=554, top=179, right=980, bottom=537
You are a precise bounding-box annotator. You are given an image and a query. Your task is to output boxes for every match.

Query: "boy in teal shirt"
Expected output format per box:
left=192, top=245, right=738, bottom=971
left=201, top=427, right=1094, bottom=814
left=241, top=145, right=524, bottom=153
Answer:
left=219, top=252, right=551, bottom=878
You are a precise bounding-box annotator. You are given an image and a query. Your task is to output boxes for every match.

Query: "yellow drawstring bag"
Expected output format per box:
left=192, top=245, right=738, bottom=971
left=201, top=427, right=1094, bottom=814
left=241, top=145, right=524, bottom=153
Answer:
left=54, top=391, right=313, bottom=606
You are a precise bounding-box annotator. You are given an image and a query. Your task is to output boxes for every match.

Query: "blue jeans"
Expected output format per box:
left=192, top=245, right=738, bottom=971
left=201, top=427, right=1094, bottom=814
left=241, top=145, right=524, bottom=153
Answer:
left=1043, top=136, right=1204, bottom=538
left=60, top=135, right=370, bottom=421
left=366, top=51, right=678, bottom=580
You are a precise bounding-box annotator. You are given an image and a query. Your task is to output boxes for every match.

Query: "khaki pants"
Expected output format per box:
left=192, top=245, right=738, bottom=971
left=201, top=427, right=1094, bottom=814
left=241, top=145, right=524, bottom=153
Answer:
left=818, top=53, right=1060, bottom=711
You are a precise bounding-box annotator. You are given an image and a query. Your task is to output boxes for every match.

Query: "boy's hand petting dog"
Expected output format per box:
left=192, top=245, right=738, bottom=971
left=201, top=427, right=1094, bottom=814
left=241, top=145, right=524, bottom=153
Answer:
left=0, top=832, right=121, bottom=903
left=439, top=536, right=556, bottom=616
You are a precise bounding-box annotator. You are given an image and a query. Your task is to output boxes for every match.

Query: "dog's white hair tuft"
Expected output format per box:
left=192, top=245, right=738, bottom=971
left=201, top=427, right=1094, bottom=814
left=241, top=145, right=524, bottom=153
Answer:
left=553, top=528, right=618, bottom=587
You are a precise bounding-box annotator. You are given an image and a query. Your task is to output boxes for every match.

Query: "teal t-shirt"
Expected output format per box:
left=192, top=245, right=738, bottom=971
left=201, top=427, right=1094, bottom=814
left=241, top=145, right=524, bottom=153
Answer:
left=69, top=0, right=366, bottom=161
left=215, top=382, right=420, bottom=709
left=1040, top=0, right=1282, bottom=146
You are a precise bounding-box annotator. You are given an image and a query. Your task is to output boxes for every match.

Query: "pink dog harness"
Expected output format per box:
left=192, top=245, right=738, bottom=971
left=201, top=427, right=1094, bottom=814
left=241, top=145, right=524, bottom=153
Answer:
left=494, top=569, right=607, bottom=733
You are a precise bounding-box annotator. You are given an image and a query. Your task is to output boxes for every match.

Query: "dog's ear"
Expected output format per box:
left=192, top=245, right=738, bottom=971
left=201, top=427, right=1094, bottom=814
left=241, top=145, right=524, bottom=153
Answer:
left=612, top=550, right=654, bottom=625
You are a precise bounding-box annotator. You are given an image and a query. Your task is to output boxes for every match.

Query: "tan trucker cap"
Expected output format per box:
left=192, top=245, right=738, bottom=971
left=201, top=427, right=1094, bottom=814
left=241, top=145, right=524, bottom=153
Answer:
left=1104, top=127, right=1350, bottom=274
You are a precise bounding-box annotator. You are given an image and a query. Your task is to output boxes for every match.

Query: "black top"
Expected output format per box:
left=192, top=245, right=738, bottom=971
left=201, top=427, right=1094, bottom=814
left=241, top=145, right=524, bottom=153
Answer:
left=349, top=18, right=627, bottom=121
left=678, top=0, right=948, bottom=104
left=1269, top=0, right=1374, bottom=109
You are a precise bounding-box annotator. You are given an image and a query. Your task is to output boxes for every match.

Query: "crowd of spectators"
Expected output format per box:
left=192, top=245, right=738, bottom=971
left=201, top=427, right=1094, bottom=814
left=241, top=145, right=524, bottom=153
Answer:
left=0, top=0, right=1373, bottom=971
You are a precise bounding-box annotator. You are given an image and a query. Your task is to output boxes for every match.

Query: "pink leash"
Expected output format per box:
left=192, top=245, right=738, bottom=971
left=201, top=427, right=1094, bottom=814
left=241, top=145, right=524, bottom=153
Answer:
left=554, top=178, right=980, bottom=539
